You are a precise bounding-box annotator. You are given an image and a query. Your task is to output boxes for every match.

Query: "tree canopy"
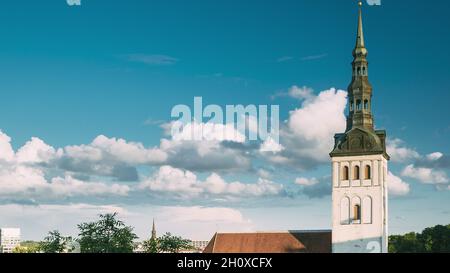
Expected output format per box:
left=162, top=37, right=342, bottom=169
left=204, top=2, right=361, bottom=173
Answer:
left=389, top=224, right=450, bottom=253
left=77, top=213, right=138, bottom=253
left=13, top=241, right=41, bottom=253
left=39, top=230, right=73, bottom=253
left=142, top=232, right=193, bottom=253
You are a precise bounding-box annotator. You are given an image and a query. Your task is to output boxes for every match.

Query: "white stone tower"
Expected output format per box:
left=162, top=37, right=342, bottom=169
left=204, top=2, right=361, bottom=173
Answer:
left=330, top=2, right=390, bottom=253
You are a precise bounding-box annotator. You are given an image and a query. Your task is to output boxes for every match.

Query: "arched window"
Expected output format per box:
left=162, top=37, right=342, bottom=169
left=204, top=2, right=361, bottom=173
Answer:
left=357, top=67, right=361, bottom=75
left=356, top=100, right=362, bottom=111
left=342, top=166, right=349, bottom=181
left=364, top=100, right=369, bottom=110
left=351, top=196, right=361, bottom=224
left=364, top=165, right=371, bottom=180
left=363, top=196, right=372, bottom=224
left=340, top=197, right=350, bottom=225
left=354, top=204, right=361, bottom=221
left=350, top=101, right=354, bottom=112
left=354, top=165, right=360, bottom=180
left=363, top=67, right=366, bottom=76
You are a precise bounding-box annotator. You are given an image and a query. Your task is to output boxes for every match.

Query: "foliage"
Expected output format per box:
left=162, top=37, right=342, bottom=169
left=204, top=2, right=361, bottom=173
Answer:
left=142, top=237, right=159, bottom=253
left=142, top=232, right=193, bottom=253
left=389, top=224, right=450, bottom=253
left=157, top=232, right=193, bottom=253
left=77, top=213, right=138, bottom=253
left=13, top=241, right=41, bottom=253
left=39, top=230, right=73, bottom=253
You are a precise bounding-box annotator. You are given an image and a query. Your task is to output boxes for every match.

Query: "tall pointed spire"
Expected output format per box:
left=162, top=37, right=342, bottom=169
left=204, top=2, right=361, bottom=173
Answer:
left=151, top=218, right=157, bottom=240
left=331, top=1, right=389, bottom=161
left=356, top=1, right=365, bottom=49
left=346, top=1, right=373, bottom=132
left=353, top=1, right=368, bottom=60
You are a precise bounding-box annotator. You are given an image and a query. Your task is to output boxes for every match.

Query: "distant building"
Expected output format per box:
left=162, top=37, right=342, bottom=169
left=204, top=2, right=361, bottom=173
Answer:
left=65, top=241, right=81, bottom=253
left=0, top=228, right=21, bottom=253
left=187, top=240, right=210, bottom=253
left=133, top=242, right=145, bottom=253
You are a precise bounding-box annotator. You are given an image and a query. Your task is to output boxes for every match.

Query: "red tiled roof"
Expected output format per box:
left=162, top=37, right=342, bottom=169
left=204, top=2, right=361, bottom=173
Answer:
left=203, top=230, right=331, bottom=253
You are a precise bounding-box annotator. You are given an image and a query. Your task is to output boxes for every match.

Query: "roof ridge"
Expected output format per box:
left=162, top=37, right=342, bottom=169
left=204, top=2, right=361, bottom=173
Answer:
left=216, top=229, right=332, bottom=234
left=212, top=232, right=218, bottom=253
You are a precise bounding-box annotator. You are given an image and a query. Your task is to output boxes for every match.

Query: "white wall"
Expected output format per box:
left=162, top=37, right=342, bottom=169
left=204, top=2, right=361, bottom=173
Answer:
left=331, top=154, right=388, bottom=253
left=0, top=228, right=21, bottom=253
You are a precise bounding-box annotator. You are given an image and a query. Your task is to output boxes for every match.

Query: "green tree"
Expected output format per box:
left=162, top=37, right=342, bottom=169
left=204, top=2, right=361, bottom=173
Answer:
left=12, top=241, right=41, bottom=253
left=157, top=232, right=193, bottom=253
left=388, top=232, right=421, bottom=253
left=39, top=230, right=73, bottom=253
left=77, top=213, right=138, bottom=253
left=142, top=237, right=159, bottom=253
left=389, top=224, right=450, bottom=253
left=417, top=224, right=450, bottom=253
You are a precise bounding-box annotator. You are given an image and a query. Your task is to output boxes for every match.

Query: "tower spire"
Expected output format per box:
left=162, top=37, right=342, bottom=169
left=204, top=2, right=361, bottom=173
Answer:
left=346, top=1, right=373, bottom=132
left=355, top=1, right=365, bottom=50
left=352, top=1, right=368, bottom=64
left=330, top=1, right=389, bottom=160
left=151, top=218, right=157, bottom=240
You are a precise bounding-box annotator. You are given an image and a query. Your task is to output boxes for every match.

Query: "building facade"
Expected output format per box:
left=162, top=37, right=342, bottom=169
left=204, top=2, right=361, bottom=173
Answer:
left=330, top=2, right=389, bottom=253
left=0, top=228, right=21, bottom=253
left=188, top=240, right=210, bottom=253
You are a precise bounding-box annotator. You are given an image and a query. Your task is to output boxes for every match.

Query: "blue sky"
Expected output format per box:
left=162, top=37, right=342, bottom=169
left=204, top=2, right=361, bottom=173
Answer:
left=0, top=0, right=449, bottom=241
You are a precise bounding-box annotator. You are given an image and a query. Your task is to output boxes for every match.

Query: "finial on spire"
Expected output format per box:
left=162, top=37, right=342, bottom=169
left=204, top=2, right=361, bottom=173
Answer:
left=353, top=0, right=367, bottom=58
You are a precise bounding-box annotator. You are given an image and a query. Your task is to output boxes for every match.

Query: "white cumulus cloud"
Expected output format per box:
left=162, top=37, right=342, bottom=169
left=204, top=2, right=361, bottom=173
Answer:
left=401, top=164, right=449, bottom=185
left=264, top=88, right=347, bottom=169
left=387, top=172, right=410, bottom=196
left=139, top=165, right=284, bottom=199
left=295, top=177, right=320, bottom=186
left=386, top=138, right=420, bottom=163
left=65, top=135, right=167, bottom=165
left=0, top=131, right=15, bottom=162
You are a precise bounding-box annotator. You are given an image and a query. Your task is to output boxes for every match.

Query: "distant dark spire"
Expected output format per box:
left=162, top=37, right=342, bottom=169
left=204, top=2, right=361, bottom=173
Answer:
left=151, top=218, right=157, bottom=240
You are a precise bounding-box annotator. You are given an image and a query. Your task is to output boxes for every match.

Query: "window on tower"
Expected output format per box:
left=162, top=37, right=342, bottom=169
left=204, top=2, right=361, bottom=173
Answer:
left=354, top=205, right=361, bottom=221
left=342, top=166, right=349, bottom=181
left=364, top=100, right=369, bottom=110
left=351, top=196, right=362, bottom=224
left=356, top=100, right=362, bottom=111
left=354, top=165, right=360, bottom=180
left=365, top=165, right=371, bottom=180
left=340, top=197, right=351, bottom=225
left=362, top=196, right=373, bottom=224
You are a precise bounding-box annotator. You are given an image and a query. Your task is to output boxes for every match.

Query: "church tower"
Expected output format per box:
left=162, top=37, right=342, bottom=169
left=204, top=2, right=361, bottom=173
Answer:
left=330, top=2, right=390, bottom=253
